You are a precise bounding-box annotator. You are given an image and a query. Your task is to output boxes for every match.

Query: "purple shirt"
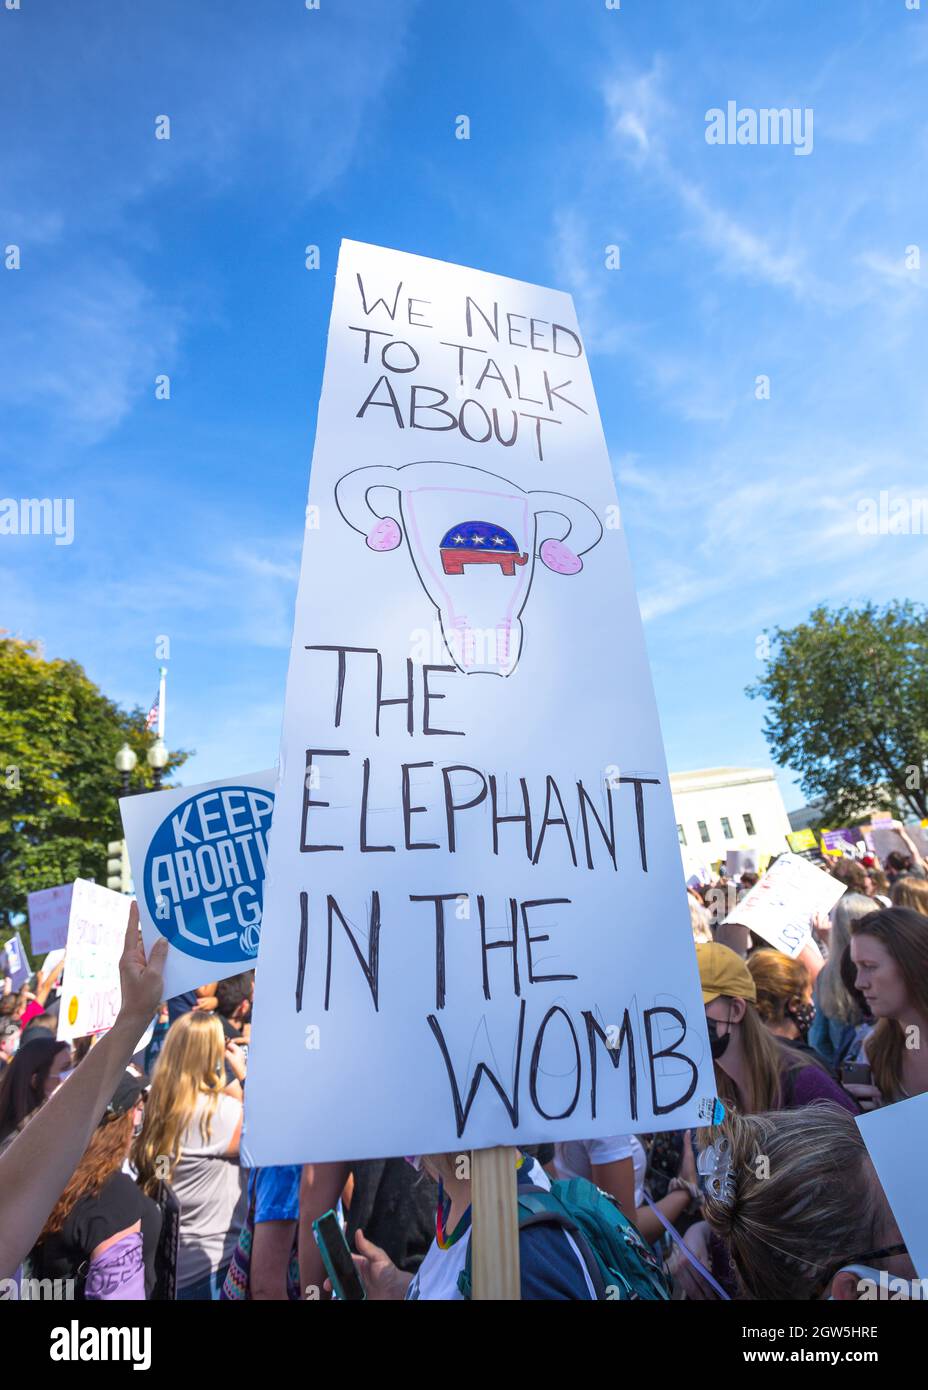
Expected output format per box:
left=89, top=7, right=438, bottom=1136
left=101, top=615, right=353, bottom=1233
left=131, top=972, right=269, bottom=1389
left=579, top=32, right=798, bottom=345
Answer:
left=786, top=1061, right=860, bottom=1114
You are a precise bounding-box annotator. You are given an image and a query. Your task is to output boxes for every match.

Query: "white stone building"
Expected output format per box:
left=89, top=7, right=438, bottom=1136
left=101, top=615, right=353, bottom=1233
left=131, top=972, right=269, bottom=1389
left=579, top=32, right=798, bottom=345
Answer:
left=670, top=767, right=792, bottom=876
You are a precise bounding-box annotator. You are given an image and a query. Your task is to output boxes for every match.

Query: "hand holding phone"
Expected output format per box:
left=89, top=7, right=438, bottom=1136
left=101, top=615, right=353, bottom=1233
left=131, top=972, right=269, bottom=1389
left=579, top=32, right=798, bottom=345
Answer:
left=840, top=1061, right=872, bottom=1088
left=312, top=1210, right=367, bottom=1301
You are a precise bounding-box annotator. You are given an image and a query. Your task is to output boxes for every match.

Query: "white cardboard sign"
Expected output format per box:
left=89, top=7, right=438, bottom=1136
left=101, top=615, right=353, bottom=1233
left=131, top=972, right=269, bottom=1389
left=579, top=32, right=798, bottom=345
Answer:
left=119, top=770, right=277, bottom=998
left=722, top=852, right=845, bottom=958
left=243, top=240, right=715, bottom=1166
left=858, top=1092, right=928, bottom=1280
left=27, top=883, right=74, bottom=954
left=57, top=879, right=129, bottom=1044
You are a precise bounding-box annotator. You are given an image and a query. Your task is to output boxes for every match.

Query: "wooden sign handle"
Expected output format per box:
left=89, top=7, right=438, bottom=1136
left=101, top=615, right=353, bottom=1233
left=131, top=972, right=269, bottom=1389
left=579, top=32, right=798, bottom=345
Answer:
left=470, top=1145, right=521, bottom=1300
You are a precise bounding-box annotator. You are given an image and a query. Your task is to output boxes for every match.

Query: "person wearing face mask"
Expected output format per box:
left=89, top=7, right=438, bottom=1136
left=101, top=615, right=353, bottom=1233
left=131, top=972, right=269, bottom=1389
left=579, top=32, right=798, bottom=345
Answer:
left=0, top=1019, right=20, bottom=1068
left=746, top=950, right=831, bottom=1067
left=29, top=1068, right=161, bottom=1299
left=845, top=907, right=928, bottom=1111
left=700, top=1103, right=916, bottom=1300
left=696, top=943, right=858, bottom=1117
left=214, top=972, right=254, bottom=1097
left=672, top=946, right=860, bottom=1300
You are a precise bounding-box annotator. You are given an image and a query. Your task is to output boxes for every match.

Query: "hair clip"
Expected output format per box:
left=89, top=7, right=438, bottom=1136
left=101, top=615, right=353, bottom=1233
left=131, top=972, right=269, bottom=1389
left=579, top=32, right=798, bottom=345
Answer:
left=697, top=1136, right=736, bottom=1205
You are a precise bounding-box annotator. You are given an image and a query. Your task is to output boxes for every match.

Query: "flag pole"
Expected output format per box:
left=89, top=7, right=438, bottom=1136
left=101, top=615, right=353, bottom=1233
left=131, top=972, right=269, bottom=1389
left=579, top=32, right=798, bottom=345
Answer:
left=157, top=666, right=167, bottom=741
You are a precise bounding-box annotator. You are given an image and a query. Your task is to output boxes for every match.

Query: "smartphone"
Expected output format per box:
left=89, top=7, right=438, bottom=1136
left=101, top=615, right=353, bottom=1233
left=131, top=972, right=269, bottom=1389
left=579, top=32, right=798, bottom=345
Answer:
left=840, top=1061, right=872, bottom=1088
left=312, top=1209, right=366, bottom=1301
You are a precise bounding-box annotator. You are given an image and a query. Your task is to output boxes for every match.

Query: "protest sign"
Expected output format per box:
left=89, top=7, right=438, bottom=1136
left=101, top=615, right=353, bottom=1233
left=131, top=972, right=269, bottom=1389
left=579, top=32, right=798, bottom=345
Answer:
left=27, top=883, right=74, bottom=954
left=857, top=1092, right=928, bottom=1280
left=41, top=947, right=66, bottom=979
left=821, top=827, right=865, bottom=859
left=0, top=933, right=30, bottom=989
left=860, top=821, right=909, bottom=864
left=786, top=829, right=818, bottom=854
left=120, top=770, right=277, bottom=998
left=57, top=879, right=129, bottom=1044
left=725, top=849, right=758, bottom=876
left=243, top=240, right=715, bottom=1166
left=906, top=821, right=928, bottom=859
left=722, top=852, right=845, bottom=958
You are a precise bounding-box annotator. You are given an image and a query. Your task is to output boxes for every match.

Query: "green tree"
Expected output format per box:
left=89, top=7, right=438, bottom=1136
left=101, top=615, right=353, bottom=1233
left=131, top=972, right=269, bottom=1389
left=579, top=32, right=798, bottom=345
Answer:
left=0, top=637, right=190, bottom=945
left=748, top=601, right=928, bottom=826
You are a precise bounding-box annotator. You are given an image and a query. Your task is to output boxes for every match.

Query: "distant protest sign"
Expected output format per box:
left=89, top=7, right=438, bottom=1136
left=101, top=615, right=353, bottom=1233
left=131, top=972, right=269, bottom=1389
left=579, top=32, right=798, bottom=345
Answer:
left=858, top=1093, right=928, bottom=1281
left=243, top=240, right=715, bottom=1166
left=821, top=827, right=865, bottom=858
left=725, top=849, right=758, bottom=876
left=0, top=933, right=30, bottom=989
left=785, top=829, right=818, bottom=854
left=860, top=821, right=909, bottom=864
left=120, top=770, right=276, bottom=998
left=722, top=852, right=845, bottom=958
left=27, top=883, right=74, bottom=954
left=57, top=880, right=128, bottom=1044
left=907, top=822, right=928, bottom=859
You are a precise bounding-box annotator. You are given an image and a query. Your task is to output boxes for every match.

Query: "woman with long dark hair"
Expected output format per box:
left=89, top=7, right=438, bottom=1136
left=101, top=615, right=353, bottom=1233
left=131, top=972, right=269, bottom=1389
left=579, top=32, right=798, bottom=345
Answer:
left=0, top=1037, right=71, bottom=1148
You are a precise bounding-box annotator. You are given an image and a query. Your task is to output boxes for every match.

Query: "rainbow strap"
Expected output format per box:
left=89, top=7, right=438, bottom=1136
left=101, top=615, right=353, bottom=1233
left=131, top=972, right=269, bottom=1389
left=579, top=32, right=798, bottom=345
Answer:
left=436, top=1151, right=526, bottom=1249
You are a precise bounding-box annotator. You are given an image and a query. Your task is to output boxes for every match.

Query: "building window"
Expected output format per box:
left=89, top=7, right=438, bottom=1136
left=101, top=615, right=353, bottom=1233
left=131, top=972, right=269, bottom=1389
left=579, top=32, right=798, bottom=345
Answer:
left=698, top=820, right=710, bottom=844
left=677, top=824, right=687, bottom=846
left=721, top=817, right=733, bottom=840
left=743, top=813, right=756, bottom=836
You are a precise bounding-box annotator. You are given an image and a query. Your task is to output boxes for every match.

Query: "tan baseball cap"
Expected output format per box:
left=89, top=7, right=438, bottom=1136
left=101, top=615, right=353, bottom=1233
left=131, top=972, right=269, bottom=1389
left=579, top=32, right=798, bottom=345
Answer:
left=696, top=941, right=757, bottom=1005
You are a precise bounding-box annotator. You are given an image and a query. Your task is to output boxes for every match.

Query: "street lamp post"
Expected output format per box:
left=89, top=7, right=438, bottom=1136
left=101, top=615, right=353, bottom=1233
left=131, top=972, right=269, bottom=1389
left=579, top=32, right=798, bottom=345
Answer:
left=115, top=742, right=138, bottom=796
left=147, top=737, right=169, bottom=790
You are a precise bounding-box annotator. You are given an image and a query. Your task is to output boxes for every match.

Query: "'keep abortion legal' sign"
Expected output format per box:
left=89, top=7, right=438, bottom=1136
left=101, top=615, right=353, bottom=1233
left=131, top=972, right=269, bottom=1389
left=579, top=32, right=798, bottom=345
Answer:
left=243, top=241, right=715, bottom=1165
left=120, top=770, right=276, bottom=998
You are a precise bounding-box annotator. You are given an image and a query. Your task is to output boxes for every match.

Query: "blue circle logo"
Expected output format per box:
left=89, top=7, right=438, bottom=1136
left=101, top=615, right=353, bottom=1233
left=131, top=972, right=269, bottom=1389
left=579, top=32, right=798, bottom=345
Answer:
left=143, top=784, right=275, bottom=964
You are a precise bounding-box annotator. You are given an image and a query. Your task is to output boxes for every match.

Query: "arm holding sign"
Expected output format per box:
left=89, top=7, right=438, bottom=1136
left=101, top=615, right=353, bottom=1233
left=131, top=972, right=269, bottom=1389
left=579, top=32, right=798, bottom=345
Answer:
left=898, top=825, right=927, bottom=871
left=0, top=904, right=166, bottom=1280
left=32, top=956, right=65, bottom=1010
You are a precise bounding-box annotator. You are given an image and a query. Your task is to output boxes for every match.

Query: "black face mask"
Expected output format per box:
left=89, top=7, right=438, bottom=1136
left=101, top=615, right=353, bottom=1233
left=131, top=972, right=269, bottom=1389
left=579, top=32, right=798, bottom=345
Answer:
left=788, top=1001, right=816, bottom=1040
left=706, top=1013, right=732, bottom=1060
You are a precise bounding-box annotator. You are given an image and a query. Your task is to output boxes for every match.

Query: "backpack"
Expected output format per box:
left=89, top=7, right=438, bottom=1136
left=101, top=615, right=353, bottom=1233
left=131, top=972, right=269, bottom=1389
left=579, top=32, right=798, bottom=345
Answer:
left=457, top=1178, right=671, bottom=1301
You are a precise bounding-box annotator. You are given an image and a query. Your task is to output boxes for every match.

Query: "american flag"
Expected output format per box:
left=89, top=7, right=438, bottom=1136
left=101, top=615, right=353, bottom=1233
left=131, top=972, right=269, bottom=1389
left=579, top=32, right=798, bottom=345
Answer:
left=145, top=694, right=159, bottom=731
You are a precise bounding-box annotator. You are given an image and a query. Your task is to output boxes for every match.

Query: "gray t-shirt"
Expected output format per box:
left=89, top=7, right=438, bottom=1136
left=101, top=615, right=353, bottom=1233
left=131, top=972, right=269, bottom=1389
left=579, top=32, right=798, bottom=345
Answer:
left=173, top=1092, right=246, bottom=1289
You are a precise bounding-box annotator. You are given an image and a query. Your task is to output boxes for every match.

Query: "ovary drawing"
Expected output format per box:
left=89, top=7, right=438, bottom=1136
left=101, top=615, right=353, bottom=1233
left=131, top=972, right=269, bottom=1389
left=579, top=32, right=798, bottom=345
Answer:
left=334, top=460, right=603, bottom=677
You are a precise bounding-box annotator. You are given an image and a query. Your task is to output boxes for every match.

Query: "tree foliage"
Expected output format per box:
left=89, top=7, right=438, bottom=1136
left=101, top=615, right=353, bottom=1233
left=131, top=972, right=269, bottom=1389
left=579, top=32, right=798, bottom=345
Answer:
left=0, top=637, right=190, bottom=944
left=748, top=601, right=928, bottom=826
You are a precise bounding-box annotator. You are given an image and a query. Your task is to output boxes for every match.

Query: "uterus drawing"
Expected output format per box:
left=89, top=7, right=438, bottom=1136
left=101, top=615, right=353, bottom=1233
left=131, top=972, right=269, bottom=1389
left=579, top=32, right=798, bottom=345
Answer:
left=334, top=461, right=603, bottom=677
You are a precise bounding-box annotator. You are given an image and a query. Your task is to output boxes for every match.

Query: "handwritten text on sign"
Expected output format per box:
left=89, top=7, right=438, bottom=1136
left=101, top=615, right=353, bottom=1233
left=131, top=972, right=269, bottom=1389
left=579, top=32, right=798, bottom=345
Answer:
left=243, top=242, right=714, bottom=1166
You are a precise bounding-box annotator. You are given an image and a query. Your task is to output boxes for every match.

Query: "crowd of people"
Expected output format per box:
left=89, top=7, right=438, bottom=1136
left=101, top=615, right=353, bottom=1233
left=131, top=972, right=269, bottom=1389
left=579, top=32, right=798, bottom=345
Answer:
left=1, top=834, right=927, bottom=1303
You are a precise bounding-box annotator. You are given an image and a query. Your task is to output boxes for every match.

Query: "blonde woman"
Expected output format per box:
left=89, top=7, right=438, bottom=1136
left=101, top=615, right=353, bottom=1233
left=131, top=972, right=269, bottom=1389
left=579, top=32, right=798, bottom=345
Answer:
left=810, top=892, right=873, bottom=1067
left=133, top=1012, right=247, bottom=1300
left=699, top=1104, right=915, bottom=1299
left=890, top=875, right=928, bottom=917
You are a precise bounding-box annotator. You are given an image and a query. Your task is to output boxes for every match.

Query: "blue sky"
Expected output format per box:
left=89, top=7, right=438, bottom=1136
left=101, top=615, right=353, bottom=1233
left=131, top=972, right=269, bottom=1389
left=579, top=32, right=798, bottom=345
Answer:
left=3, top=0, right=927, bottom=812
